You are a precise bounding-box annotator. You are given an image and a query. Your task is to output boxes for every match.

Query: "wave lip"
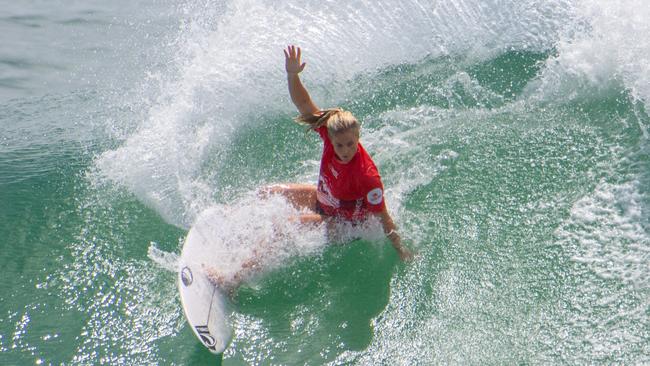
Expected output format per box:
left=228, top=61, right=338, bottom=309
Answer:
left=527, top=0, right=650, bottom=112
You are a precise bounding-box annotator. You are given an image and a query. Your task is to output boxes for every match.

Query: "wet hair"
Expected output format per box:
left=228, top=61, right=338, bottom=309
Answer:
left=295, top=108, right=360, bottom=136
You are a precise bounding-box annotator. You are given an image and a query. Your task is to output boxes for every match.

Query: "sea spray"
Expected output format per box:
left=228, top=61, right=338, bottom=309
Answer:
left=148, top=242, right=180, bottom=272
left=95, top=0, right=577, bottom=229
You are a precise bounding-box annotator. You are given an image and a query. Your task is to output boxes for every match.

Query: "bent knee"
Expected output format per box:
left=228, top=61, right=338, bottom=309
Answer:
left=258, top=184, right=290, bottom=197
left=259, top=183, right=315, bottom=196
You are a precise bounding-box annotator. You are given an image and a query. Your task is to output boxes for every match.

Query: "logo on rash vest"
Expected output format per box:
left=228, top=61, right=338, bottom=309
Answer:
left=367, top=188, right=383, bottom=205
left=329, top=164, right=339, bottom=178
left=317, top=175, right=340, bottom=208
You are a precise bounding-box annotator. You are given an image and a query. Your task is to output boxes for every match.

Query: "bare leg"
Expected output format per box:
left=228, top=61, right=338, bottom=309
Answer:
left=296, top=213, right=326, bottom=225
left=261, top=184, right=329, bottom=224
left=204, top=214, right=324, bottom=293
left=259, top=183, right=318, bottom=212
left=204, top=185, right=327, bottom=293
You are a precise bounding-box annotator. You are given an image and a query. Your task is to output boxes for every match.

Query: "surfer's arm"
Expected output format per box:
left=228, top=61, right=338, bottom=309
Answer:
left=375, top=208, right=414, bottom=261
left=284, top=45, right=319, bottom=117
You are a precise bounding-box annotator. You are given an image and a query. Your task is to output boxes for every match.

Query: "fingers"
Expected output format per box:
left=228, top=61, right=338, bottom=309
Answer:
left=400, top=248, right=416, bottom=261
left=285, top=45, right=306, bottom=74
left=284, top=45, right=301, bottom=60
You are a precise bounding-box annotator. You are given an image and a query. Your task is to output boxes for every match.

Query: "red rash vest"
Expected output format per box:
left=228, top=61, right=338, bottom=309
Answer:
left=315, top=126, right=386, bottom=221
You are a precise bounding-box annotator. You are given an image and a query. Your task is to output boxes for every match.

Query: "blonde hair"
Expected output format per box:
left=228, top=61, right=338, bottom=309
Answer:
left=295, top=108, right=360, bottom=136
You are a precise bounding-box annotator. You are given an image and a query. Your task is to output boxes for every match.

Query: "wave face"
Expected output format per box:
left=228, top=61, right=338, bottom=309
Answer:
left=94, top=0, right=579, bottom=227
left=1, top=0, right=648, bottom=364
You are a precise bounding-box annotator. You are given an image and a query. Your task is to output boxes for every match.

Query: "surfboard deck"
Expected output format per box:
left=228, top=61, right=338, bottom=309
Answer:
left=178, top=213, right=233, bottom=354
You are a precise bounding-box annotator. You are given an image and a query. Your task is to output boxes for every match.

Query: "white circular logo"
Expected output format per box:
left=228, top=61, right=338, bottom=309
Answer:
left=367, top=188, right=383, bottom=205
left=181, top=267, right=193, bottom=286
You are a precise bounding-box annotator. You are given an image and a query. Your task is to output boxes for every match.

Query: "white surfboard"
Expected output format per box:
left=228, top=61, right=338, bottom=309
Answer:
left=178, top=211, right=233, bottom=354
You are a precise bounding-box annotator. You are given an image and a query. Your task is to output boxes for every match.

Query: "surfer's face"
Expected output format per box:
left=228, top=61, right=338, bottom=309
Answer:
left=330, top=129, right=359, bottom=164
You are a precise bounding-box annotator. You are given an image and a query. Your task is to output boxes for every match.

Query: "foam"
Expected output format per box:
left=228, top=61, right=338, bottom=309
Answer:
left=555, top=179, right=649, bottom=287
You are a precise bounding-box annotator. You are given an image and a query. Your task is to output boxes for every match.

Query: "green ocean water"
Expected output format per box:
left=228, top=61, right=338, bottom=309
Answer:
left=1, top=0, right=649, bottom=365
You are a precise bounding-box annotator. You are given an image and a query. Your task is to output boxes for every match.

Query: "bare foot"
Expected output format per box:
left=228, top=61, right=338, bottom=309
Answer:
left=204, top=266, right=228, bottom=288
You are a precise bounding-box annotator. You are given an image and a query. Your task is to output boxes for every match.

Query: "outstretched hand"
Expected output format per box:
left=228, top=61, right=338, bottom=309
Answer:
left=397, top=246, right=415, bottom=261
left=284, top=45, right=306, bottom=74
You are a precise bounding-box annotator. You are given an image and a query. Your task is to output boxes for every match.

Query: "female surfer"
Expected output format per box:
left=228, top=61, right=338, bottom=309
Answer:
left=206, top=46, right=413, bottom=290
left=267, top=45, right=413, bottom=261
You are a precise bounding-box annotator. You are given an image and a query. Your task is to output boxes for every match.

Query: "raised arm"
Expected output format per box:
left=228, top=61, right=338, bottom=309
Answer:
left=284, top=45, right=319, bottom=117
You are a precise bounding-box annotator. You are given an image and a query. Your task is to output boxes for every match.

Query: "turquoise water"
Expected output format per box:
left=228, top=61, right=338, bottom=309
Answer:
left=1, top=0, right=649, bottom=365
